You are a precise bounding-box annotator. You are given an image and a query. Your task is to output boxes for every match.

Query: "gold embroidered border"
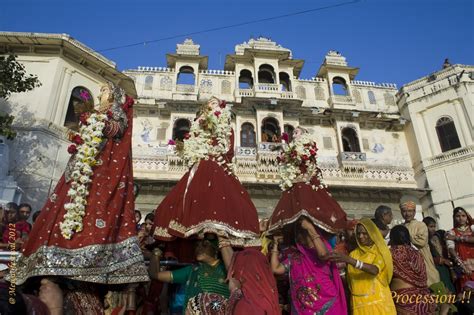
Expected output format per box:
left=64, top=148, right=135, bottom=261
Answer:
left=267, top=209, right=341, bottom=235
left=165, top=220, right=260, bottom=247
left=12, top=237, right=148, bottom=285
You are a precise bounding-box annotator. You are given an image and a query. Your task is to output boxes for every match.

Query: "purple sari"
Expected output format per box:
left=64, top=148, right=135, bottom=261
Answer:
left=282, top=243, right=347, bottom=315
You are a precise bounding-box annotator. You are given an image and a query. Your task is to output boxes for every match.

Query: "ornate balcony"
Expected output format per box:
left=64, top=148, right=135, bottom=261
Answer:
left=424, top=145, right=474, bottom=170
left=176, top=84, right=195, bottom=93
left=132, top=145, right=416, bottom=189
left=255, top=83, right=280, bottom=92
left=338, top=152, right=367, bottom=171
left=339, top=151, right=367, bottom=162
left=237, top=89, right=254, bottom=97
left=329, top=95, right=355, bottom=107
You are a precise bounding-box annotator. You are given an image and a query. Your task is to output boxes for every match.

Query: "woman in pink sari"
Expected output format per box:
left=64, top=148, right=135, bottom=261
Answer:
left=270, top=217, right=347, bottom=314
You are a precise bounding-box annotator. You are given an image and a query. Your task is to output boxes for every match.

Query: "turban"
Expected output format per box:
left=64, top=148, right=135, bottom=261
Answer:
left=400, top=200, right=416, bottom=211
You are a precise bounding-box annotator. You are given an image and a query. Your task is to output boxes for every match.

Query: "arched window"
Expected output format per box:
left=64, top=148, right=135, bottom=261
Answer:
left=221, top=80, right=231, bottom=94
left=353, top=89, right=362, bottom=103
left=341, top=127, right=361, bottom=152
left=160, top=76, right=172, bottom=91
left=295, top=86, right=306, bottom=99
left=258, top=64, right=275, bottom=84
left=332, top=77, right=348, bottom=95
left=239, top=69, right=254, bottom=89
left=172, top=118, right=191, bottom=141
left=368, top=91, right=376, bottom=104
left=177, top=66, right=195, bottom=85
left=261, top=117, right=280, bottom=142
left=279, top=72, right=291, bottom=91
left=284, top=124, right=295, bottom=142
left=384, top=92, right=396, bottom=106
left=240, top=123, right=256, bottom=147
left=64, top=86, right=93, bottom=130
left=436, top=117, right=461, bottom=152
left=144, top=76, right=153, bottom=90
left=314, top=86, right=325, bottom=100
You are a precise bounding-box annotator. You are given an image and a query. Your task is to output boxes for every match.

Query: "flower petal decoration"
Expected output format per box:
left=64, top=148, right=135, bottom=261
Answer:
left=61, top=111, right=108, bottom=239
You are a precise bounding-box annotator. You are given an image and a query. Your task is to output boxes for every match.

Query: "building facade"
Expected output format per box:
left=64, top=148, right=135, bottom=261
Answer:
left=397, top=63, right=474, bottom=229
left=2, top=33, right=471, bottom=227
left=125, top=38, right=421, bottom=221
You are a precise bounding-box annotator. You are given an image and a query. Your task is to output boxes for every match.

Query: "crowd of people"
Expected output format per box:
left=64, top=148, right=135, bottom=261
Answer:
left=0, top=93, right=473, bottom=315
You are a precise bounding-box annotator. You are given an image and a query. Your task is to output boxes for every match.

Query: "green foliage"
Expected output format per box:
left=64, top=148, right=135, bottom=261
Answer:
left=0, top=113, right=16, bottom=140
left=0, top=54, right=42, bottom=139
left=0, top=54, right=42, bottom=99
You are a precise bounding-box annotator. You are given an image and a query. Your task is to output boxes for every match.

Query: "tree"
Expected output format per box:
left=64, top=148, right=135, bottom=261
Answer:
left=0, top=54, right=42, bottom=139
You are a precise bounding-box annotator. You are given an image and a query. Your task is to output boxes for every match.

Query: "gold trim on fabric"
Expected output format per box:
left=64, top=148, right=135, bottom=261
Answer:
left=13, top=237, right=148, bottom=285
left=267, top=209, right=341, bottom=235
left=154, top=220, right=260, bottom=247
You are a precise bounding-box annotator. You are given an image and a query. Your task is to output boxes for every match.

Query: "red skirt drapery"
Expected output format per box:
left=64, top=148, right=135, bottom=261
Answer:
left=15, top=97, right=148, bottom=285
left=268, top=176, right=347, bottom=234
left=153, top=154, right=260, bottom=247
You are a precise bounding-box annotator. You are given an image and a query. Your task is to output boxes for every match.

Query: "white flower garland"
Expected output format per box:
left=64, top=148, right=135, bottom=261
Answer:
left=277, top=132, right=326, bottom=191
left=60, top=112, right=108, bottom=239
left=176, top=102, right=234, bottom=172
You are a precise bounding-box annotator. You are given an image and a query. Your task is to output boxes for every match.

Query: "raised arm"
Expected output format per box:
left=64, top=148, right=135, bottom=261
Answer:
left=148, top=248, right=173, bottom=282
left=218, top=235, right=235, bottom=270
left=327, top=252, right=379, bottom=276
left=270, top=235, right=286, bottom=275
left=300, top=218, right=328, bottom=260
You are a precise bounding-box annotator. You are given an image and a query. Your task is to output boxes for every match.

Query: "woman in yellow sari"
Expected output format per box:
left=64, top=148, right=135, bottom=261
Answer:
left=328, top=217, right=396, bottom=315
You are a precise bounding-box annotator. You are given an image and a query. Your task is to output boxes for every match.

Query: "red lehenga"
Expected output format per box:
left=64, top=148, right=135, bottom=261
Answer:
left=268, top=129, right=347, bottom=234
left=153, top=97, right=259, bottom=247
left=15, top=85, right=148, bottom=285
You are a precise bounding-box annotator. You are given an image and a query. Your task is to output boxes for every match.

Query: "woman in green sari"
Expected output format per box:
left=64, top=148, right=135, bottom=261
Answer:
left=150, top=239, right=230, bottom=313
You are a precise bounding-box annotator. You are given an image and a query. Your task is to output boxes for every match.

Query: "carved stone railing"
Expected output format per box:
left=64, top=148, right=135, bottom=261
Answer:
left=258, top=142, right=281, bottom=152
left=238, top=89, right=254, bottom=97
left=199, top=69, right=235, bottom=76
left=424, top=145, right=474, bottom=169
left=338, top=152, right=367, bottom=171
left=281, top=91, right=294, bottom=99
left=133, top=152, right=416, bottom=188
left=351, top=80, right=397, bottom=89
left=339, top=152, right=367, bottom=162
left=176, top=84, right=195, bottom=93
left=255, top=83, right=280, bottom=92
left=236, top=146, right=257, bottom=156
left=330, top=95, right=354, bottom=105
left=133, top=142, right=417, bottom=188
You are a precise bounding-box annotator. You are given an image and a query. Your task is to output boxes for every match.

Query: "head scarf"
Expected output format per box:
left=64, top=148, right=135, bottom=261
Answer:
left=355, top=218, right=393, bottom=286
left=453, top=207, right=473, bottom=228
left=399, top=200, right=416, bottom=211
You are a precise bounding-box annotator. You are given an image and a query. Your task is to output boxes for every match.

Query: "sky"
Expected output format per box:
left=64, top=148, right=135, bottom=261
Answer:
left=1, top=0, right=472, bottom=87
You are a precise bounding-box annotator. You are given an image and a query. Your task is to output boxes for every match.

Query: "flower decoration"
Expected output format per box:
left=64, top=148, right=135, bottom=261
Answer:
left=168, top=139, right=176, bottom=145
left=174, top=99, right=233, bottom=173
left=277, top=131, right=326, bottom=191
left=281, top=132, right=289, bottom=143
left=61, top=111, right=108, bottom=239
left=79, top=89, right=90, bottom=101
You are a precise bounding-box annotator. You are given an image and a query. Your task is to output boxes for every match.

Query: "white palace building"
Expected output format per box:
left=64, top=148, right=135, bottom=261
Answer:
left=1, top=33, right=472, bottom=229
